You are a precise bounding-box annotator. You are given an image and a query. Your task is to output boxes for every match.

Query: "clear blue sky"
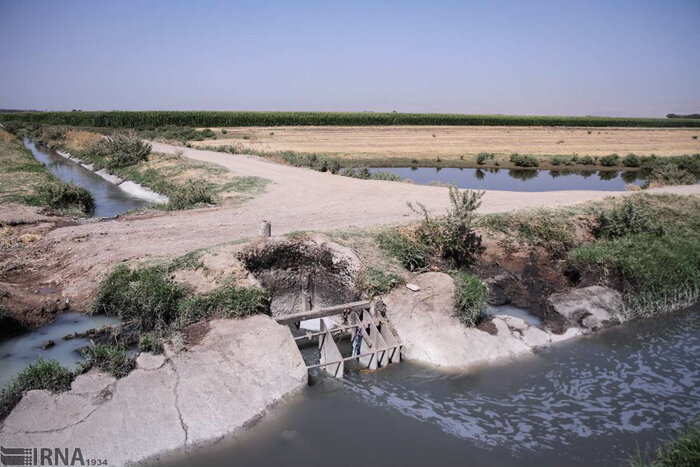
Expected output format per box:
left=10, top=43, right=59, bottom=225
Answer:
left=1, top=0, right=698, bottom=116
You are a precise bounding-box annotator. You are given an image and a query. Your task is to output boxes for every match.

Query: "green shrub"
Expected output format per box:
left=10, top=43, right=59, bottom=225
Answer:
left=551, top=155, right=573, bottom=166
left=0, top=359, right=73, bottom=420
left=342, top=167, right=403, bottom=182
left=476, top=152, right=495, bottom=165
left=177, top=282, right=269, bottom=326
left=377, top=230, right=430, bottom=271
left=201, top=128, right=215, bottom=138
left=138, top=333, right=163, bottom=354
left=36, top=181, right=94, bottom=213
left=88, top=135, right=151, bottom=169
left=595, top=199, right=664, bottom=239
left=452, top=272, right=487, bottom=326
left=599, top=154, right=620, bottom=167
left=357, top=267, right=404, bottom=296
left=275, top=151, right=341, bottom=173
left=578, top=155, right=596, bottom=165
left=166, top=179, right=214, bottom=210
left=632, top=419, right=700, bottom=466
left=437, top=188, right=484, bottom=264
left=92, top=264, right=186, bottom=333
left=510, top=153, right=539, bottom=167
left=644, top=165, right=696, bottom=187
left=408, top=187, right=484, bottom=265
left=623, top=153, right=641, bottom=167
left=42, top=126, right=67, bottom=141
left=81, top=344, right=135, bottom=378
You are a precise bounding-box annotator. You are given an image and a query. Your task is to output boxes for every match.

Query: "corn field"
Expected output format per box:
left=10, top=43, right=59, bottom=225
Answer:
left=2, top=111, right=700, bottom=128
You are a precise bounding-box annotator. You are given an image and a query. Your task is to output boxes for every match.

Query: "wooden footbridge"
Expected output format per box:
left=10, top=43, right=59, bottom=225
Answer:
left=275, top=300, right=402, bottom=378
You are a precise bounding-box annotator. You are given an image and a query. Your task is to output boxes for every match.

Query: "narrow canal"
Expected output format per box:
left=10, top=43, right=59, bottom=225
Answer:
left=369, top=166, right=646, bottom=191
left=160, top=306, right=699, bottom=467
left=24, top=139, right=151, bottom=217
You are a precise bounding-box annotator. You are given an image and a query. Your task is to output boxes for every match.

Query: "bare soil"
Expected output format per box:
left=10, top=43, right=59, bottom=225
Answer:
left=2, top=142, right=698, bottom=323
left=193, top=125, right=700, bottom=160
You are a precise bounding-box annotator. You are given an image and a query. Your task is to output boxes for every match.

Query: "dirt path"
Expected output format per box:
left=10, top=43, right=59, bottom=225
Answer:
left=8, top=142, right=700, bottom=306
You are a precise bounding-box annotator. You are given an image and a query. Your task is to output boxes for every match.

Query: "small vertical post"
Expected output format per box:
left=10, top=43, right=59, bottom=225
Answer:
left=260, top=220, right=271, bottom=237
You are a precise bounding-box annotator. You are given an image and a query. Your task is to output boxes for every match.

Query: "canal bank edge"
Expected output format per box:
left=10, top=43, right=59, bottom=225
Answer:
left=0, top=316, right=307, bottom=466
left=383, top=272, right=621, bottom=370
left=50, top=144, right=169, bottom=205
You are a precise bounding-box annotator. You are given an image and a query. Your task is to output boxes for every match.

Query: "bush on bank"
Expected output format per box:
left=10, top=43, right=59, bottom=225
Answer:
left=87, top=135, right=151, bottom=170
left=35, top=181, right=94, bottom=214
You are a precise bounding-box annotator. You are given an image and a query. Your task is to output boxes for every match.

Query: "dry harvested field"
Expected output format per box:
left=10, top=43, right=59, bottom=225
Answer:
left=193, top=125, right=700, bottom=162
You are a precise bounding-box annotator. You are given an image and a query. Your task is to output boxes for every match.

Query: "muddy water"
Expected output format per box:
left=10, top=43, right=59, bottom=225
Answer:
left=0, top=313, right=120, bottom=387
left=160, top=306, right=699, bottom=467
left=24, top=139, right=151, bottom=217
left=369, top=166, right=646, bottom=191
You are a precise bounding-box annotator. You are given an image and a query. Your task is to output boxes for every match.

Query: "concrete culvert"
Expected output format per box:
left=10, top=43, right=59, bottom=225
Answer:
left=238, top=237, right=362, bottom=319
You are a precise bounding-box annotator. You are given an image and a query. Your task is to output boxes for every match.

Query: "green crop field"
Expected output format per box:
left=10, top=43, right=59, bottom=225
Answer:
left=2, top=111, right=700, bottom=128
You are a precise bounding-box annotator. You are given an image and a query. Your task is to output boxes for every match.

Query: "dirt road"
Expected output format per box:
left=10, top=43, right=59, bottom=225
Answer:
left=6, top=142, right=700, bottom=306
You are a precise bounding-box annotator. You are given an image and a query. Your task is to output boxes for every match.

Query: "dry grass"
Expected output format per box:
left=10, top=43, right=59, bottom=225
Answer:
left=0, top=128, right=55, bottom=204
left=63, top=130, right=103, bottom=151
left=191, top=125, right=700, bottom=162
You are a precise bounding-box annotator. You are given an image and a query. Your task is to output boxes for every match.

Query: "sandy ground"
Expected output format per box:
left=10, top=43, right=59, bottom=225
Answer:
left=5, top=142, right=700, bottom=308
left=192, top=125, right=700, bottom=159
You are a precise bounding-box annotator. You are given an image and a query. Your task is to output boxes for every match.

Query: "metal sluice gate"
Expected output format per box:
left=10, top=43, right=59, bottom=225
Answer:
left=275, top=300, right=402, bottom=378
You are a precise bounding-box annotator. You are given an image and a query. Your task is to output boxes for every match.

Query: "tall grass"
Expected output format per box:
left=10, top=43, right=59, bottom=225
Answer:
left=452, top=272, right=488, bottom=326
left=1, top=359, right=73, bottom=420
left=3, top=111, right=700, bottom=127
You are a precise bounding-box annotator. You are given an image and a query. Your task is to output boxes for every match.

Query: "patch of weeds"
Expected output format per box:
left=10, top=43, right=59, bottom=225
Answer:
left=177, top=280, right=270, bottom=327
left=357, top=267, right=404, bottom=296
left=629, top=418, right=700, bottom=466
left=551, top=155, right=574, bottom=166
left=81, top=344, right=135, bottom=378
left=35, top=181, right=94, bottom=214
left=599, top=154, right=620, bottom=167
left=377, top=230, right=430, bottom=271
left=286, top=230, right=310, bottom=239
left=594, top=198, right=664, bottom=239
left=478, top=208, right=577, bottom=258
left=623, top=153, right=641, bottom=167
left=165, top=179, right=214, bottom=210
left=0, top=359, right=73, bottom=420
left=475, top=152, right=494, bottom=165
left=569, top=233, right=699, bottom=317
left=138, top=333, right=163, bottom=354
left=510, top=153, right=539, bottom=167
left=452, top=271, right=487, bottom=327
left=169, top=250, right=205, bottom=271
left=643, top=165, right=696, bottom=187
left=342, top=168, right=404, bottom=182
left=92, top=265, right=186, bottom=333
left=88, top=136, right=151, bottom=170
left=577, top=155, right=596, bottom=165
